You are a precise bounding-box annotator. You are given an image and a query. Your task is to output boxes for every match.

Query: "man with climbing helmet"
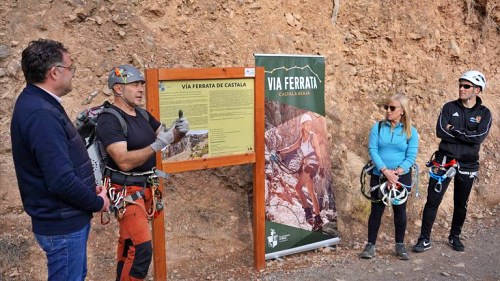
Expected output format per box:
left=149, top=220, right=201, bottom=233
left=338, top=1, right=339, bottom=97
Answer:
left=413, top=70, right=492, bottom=253
left=96, top=65, right=189, bottom=280
left=11, top=39, right=110, bottom=280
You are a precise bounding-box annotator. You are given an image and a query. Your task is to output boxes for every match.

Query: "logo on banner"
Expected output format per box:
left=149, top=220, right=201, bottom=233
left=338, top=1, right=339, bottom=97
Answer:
left=267, top=229, right=278, bottom=248
left=267, top=228, right=291, bottom=248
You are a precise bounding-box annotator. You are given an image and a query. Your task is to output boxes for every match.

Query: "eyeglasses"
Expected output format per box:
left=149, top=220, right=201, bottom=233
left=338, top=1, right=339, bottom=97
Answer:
left=459, top=84, right=473, bottom=89
left=383, top=105, right=400, bottom=112
left=55, top=64, right=76, bottom=75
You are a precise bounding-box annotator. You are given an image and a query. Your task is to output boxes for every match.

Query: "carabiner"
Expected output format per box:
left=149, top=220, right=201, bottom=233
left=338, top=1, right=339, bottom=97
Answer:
left=108, top=187, right=117, bottom=201
left=114, top=193, right=124, bottom=207
left=117, top=208, right=126, bottom=220
left=434, top=181, right=443, bottom=193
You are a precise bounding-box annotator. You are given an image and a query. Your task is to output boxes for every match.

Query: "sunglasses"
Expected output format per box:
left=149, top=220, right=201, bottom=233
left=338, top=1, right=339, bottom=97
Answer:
left=383, top=105, right=400, bottom=112
left=459, top=84, right=473, bottom=89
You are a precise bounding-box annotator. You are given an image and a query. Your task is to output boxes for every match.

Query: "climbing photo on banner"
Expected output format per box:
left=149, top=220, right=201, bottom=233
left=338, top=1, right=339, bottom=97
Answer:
left=255, top=54, right=340, bottom=259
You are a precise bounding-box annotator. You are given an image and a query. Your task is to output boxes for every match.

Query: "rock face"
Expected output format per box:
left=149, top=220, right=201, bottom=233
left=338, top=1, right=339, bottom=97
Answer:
left=0, top=0, right=498, bottom=279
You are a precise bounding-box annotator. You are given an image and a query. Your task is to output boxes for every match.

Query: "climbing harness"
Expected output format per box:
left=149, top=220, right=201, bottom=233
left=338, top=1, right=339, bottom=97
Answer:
left=268, top=150, right=317, bottom=175
left=360, top=160, right=420, bottom=203
left=427, top=152, right=479, bottom=193
left=427, top=153, right=458, bottom=193
left=457, top=169, right=478, bottom=178
left=360, top=161, right=383, bottom=203
left=268, top=150, right=302, bottom=174
left=100, top=167, right=169, bottom=224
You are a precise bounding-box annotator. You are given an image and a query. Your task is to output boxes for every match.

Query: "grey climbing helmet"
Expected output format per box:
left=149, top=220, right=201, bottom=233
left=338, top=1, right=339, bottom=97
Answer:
left=107, top=65, right=145, bottom=89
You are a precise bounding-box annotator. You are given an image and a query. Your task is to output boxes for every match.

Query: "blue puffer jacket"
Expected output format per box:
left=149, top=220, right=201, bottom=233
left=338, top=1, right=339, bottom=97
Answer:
left=11, top=84, right=103, bottom=235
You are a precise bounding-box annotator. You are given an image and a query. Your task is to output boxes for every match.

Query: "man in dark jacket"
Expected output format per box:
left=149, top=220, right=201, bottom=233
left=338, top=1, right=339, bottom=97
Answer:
left=11, top=39, right=110, bottom=280
left=413, top=70, right=492, bottom=253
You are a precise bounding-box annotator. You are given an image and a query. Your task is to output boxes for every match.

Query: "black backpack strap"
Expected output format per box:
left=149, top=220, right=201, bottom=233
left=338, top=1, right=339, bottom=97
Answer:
left=101, top=105, right=150, bottom=138
left=102, top=107, right=129, bottom=137
left=135, top=106, right=150, bottom=123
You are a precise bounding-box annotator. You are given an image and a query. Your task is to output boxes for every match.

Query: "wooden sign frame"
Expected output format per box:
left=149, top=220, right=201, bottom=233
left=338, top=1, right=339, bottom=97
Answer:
left=145, top=67, right=266, bottom=280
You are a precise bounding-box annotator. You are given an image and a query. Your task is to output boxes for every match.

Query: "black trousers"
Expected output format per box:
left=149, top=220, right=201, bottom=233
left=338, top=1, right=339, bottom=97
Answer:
left=367, top=172, right=411, bottom=244
left=419, top=171, right=475, bottom=240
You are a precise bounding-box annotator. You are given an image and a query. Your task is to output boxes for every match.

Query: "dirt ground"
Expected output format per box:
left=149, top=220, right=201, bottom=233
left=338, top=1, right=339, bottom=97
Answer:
left=2, top=165, right=499, bottom=280
left=0, top=0, right=499, bottom=280
left=261, top=210, right=500, bottom=281
left=4, top=155, right=496, bottom=281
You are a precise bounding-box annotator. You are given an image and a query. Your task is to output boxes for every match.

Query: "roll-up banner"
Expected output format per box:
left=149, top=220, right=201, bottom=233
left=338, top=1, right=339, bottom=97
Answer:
left=255, top=54, right=340, bottom=259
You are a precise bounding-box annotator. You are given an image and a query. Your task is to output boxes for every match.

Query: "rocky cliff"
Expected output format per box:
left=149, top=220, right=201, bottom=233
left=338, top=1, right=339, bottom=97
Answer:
left=0, top=0, right=498, bottom=279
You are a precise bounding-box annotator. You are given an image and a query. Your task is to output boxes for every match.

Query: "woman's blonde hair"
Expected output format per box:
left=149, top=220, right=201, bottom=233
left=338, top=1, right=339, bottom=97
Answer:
left=386, top=93, right=412, bottom=139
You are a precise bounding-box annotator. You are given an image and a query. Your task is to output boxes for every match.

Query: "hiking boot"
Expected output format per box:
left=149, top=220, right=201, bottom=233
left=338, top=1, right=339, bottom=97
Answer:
left=304, top=207, right=314, bottom=225
left=312, top=215, right=323, bottom=232
left=395, top=243, right=410, bottom=260
left=448, top=235, right=465, bottom=252
left=412, top=238, right=432, bottom=253
left=359, top=243, right=376, bottom=259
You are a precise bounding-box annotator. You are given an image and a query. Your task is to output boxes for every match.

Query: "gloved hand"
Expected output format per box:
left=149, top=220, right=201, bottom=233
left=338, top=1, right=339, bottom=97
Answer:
left=169, top=112, right=189, bottom=144
left=150, top=124, right=175, bottom=152
left=174, top=116, right=189, bottom=133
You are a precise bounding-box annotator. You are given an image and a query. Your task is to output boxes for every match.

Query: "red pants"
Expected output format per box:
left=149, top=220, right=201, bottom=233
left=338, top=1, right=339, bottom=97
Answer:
left=113, top=184, right=153, bottom=281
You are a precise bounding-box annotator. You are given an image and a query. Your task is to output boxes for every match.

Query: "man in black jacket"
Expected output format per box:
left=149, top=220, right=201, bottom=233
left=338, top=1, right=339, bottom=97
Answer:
left=413, top=70, right=492, bottom=253
left=11, top=39, right=110, bottom=280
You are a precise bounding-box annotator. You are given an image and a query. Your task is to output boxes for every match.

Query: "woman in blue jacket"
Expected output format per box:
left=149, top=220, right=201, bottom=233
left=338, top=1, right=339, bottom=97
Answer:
left=359, top=93, right=419, bottom=260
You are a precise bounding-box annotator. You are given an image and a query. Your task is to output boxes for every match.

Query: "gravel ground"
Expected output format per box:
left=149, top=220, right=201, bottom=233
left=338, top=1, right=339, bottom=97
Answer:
left=258, top=206, right=500, bottom=281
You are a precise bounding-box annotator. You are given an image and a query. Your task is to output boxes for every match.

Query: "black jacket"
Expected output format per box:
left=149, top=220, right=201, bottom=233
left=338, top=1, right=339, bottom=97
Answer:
left=436, top=96, right=492, bottom=171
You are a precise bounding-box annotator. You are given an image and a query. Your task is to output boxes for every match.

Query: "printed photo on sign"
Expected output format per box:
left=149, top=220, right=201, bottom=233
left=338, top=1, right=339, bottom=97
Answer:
left=265, top=106, right=337, bottom=235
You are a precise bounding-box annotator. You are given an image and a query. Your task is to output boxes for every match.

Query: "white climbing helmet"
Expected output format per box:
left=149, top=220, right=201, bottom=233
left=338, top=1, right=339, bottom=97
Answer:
left=300, top=114, right=312, bottom=124
left=459, top=70, right=486, bottom=91
left=379, top=182, right=409, bottom=206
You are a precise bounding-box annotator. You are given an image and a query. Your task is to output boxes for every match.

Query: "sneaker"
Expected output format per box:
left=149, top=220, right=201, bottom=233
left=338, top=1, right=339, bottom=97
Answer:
left=412, top=238, right=432, bottom=253
left=448, top=235, right=465, bottom=252
left=395, top=243, right=410, bottom=260
left=359, top=243, right=376, bottom=259
left=312, top=215, right=323, bottom=232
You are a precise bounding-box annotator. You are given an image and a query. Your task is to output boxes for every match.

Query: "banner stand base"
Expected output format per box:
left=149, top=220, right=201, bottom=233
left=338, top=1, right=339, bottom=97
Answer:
left=265, top=237, right=341, bottom=260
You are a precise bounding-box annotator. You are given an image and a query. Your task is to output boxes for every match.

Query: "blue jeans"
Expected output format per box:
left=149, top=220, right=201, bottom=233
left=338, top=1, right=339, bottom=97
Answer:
left=34, top=223, right=90, bottom=281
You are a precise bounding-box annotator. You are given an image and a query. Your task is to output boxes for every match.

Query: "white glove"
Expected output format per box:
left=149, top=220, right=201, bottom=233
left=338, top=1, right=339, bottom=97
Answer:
left=150, top=124, right=174, bottom=152
left=174, top=117, right=189, bottom=134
